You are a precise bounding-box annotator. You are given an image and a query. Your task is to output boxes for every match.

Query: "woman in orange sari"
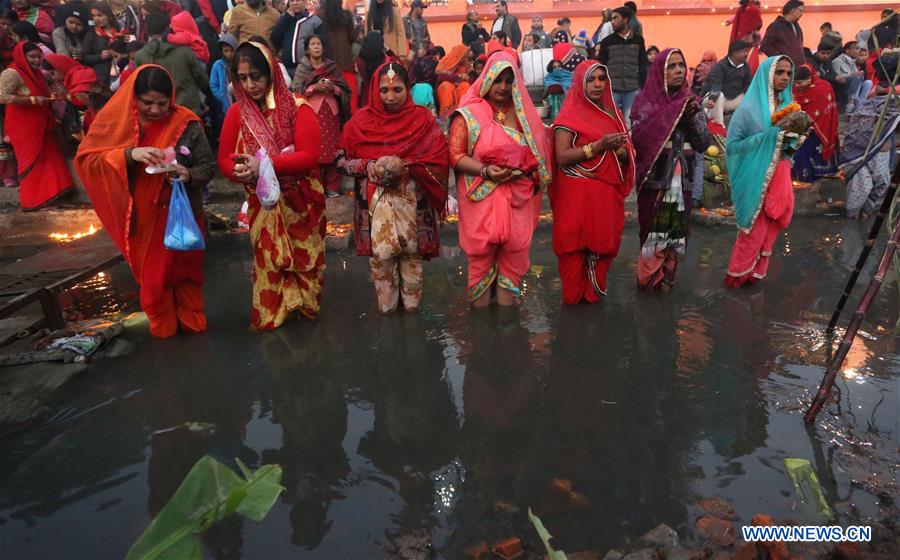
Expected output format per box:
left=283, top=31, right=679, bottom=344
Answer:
left=217, top=41, right=325, bottom=330
left=75, top=65, right=215, bottom=338
left=0, top=42, right=73, bottom=210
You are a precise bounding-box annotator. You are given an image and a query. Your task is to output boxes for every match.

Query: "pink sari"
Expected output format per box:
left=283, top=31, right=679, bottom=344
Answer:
left=725, top=160, right=794, bottom=287
left=452, top=52, right=552, bottom=301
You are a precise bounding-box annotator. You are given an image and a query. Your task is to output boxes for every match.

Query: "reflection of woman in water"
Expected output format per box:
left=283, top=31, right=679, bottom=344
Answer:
left=263, top=325, right=350, bottom=549
left=449, top=308, right=542, bottom=554
left=357, top=315, right=458, bottom=537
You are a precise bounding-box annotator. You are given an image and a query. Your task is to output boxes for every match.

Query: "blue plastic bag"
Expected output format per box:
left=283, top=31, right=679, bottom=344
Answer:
left=164, top=178, right=205, bottom=251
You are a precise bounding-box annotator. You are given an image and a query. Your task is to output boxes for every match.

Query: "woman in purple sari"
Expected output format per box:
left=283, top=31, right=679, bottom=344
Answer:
left=631, top=48, right=710, bottom=291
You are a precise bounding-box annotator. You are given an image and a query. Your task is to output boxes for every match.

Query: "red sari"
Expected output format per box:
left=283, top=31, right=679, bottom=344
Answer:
left=551, top=61, right=635, bottom=304
left=75, top=66, right=206, bottom=338
left=217, top=42, right=325, bottom=330
left=6, top=43, right=72, bottom=209
left=793, top=65, right=839, bottom=161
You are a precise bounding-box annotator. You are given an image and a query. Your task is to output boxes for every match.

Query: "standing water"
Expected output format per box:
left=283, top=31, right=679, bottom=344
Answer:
left=0, top=216, right=897, bottom=558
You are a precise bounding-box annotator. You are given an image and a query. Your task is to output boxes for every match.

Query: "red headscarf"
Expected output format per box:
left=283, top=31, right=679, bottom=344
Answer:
left=793, top=65, right=839, bottom=160
left=44, top=53, right=81, bottom=76
left=169, top=11, right=210, bottom=64
left=64, top=66, right=98, bottom=105
left=339, top=61, right=449, bottom=212
left=10, top=42, right=50, bottom=98
left=552, top=60, right=635, bottom=198
left=730, top=1, right=762, bottom=43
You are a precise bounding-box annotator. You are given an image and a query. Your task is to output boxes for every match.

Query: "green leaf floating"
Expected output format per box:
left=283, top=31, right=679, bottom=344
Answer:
left=784, top=458, right=834, bottom=521
left=528, top=507, right=568, bottom=560
left=126, top=456, right=284, bottom=560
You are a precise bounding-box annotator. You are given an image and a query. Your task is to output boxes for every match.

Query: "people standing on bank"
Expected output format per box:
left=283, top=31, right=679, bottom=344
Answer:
left=598, top=6, right=646, bottom=127
left=134, top=12, right=209, bottom=118
left=449, top=51, right=552, bottom=307
left=227, top=0, right=280, bottom=47
left=366, top=0, right=408, bottom=60
left=461, top=10, right=489, bottom=56
left=0, top=42, right=74, bottom=210
left=631, top=48, right=710, bottom=291
left=317, top=0, right=357, bottom=112
left=728, top=0, right=762, bottom=72
left=83, top=1, right=123, bottom=85
left=491, top=1, right=521, bottom=50
left=702, top=40, right=752, bottom=125
left=292, top=34, right=349, bottom=198
left=271, top=0, right=322, bottom=78
left=530, top=15, right=549, bottom=48
left=725, top=55, right=804, bottom=288
left=217, top=41, right=325, bottom=329
left=790, top=65, right=838, bottom=185
left=75, top=65, right=215, bottom=338
left=551, top=60, right=634, bottom=304
left=52, top=2, right=89, bottom=60
left=623, top=2, right=643, bottom=37
left=403, top=0, right=429, bottom=54
left=337, top=62, right=449, bottom=313
left=760, top=0, right=805, bottom=65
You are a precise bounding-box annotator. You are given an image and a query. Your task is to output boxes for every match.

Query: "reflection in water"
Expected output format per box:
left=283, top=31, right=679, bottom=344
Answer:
left=263, top=325, right=350, bottom=549
left=0, top=220, right=897, bottom=559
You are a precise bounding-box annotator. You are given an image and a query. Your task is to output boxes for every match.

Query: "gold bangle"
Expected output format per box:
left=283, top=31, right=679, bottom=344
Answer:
left=582, top=144, right=593, bottom=160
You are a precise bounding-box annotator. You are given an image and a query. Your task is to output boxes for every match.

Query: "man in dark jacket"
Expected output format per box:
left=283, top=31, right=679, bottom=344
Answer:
left=702, top=40, right=753, bottom=124
left=402, top=0, right=429, bottom=52
left=599, top=6, right=646, bottom=126
left=462, top=9, right=489, bottom=55
left=491, top=0, right=521, bottom=49
left=760, top=0, right=805, bottom=64
left=271, top=0, right=322, bottom=77
left=135, top=12, right=209, bottom=116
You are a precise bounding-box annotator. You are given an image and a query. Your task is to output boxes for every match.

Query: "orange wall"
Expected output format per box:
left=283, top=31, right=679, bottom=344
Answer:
left=422, top=7, right=885, bottom=65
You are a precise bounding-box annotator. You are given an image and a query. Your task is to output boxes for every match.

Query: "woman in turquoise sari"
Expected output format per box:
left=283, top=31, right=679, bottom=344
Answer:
left=725, top=55, right=808, bottom=288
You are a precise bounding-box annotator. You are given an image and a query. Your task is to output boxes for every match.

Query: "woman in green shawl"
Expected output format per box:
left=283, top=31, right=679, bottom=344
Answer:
left=725, top=55, right=809, bottom=288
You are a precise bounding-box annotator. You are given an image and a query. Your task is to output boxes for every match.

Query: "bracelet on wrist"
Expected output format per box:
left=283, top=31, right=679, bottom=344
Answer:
left=582, top=143, right=594, bottom=160
left=480, top=164, right=489, bottom=180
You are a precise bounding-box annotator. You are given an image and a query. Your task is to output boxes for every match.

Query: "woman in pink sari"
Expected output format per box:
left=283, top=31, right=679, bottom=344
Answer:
left=449, top=51, right=552, bottom=307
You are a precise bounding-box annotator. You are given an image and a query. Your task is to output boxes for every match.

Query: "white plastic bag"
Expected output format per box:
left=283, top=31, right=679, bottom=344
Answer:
left=520, top=48, right=554, bottom=87
left=255, top=148, right=281, bottom=209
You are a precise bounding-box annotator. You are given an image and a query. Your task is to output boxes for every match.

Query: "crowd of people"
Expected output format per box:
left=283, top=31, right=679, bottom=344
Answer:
left=1, top=0, right=898, bottom=338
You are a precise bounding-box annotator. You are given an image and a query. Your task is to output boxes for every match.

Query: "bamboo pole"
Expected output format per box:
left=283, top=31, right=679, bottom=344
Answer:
left=805, top=216, right=900, bottom=423
left=825, top=161, right=900, bottom=335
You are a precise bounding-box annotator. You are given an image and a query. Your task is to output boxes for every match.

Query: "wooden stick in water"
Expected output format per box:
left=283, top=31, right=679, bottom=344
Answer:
left=825, top=159, right=900, bottom=335
left=806, top=215, right=900, bottom=423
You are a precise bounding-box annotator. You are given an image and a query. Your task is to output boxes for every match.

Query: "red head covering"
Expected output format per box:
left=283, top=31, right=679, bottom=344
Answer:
left=44, top=53, right=81, bottom=76
left=11, top=42, right=50, bottom=98
left=339, top=61, right=449, bottom=211
left=793, top=64, right=839, bottom=160
left=169, top=11, right=210, bottom=64
left=552, top=60, right=635, bottom=197
left=64, top=66, right=98, bottom=106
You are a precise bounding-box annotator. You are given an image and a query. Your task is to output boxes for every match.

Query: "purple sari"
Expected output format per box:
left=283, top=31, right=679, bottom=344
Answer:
left=631, top=48, right=696, bottom=188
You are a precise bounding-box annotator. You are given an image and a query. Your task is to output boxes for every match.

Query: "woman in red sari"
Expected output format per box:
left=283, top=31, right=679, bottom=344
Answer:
left=75, top=65, right=215, bottom=338
left=0, top=42, right=73, bottom=210
left=791, top=65, right=838, bottom=184
left=729, top=0, right=762, bottom=73
left=551, top=60, right=634, bottom=304
left=217, top=41, right=325, bottom=330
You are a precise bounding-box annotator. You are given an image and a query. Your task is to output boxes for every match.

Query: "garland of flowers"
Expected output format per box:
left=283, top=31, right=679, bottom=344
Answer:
left=771, top=102, right=801, bottom=125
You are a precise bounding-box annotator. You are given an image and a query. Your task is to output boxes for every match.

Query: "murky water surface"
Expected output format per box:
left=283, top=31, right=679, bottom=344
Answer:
left=1, top=217, right=897, bottom=558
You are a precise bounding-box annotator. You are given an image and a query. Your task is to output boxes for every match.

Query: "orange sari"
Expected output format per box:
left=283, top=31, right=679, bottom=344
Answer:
left=75, top=65, right=207, bottom=338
